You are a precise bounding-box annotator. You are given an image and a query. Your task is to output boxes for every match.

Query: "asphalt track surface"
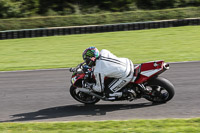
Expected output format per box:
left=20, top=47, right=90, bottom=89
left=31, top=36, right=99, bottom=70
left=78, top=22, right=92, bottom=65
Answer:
left=0, top=62, right=200, bottom=122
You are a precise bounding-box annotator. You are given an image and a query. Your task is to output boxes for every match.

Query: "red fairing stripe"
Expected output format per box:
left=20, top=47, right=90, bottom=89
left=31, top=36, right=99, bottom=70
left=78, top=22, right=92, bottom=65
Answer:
left=134, top=61, right=164, bottom=84
left=140, top=60, right=164, bottom=71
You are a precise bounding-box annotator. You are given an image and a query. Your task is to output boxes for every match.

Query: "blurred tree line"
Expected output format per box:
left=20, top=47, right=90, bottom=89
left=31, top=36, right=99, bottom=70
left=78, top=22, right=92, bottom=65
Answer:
left=0, top=0, right=200, bottom=19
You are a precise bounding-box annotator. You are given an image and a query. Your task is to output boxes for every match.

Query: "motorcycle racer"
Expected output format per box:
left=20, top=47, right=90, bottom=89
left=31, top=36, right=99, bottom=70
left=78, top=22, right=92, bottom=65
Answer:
left=82, top=47, right=134, bottom=97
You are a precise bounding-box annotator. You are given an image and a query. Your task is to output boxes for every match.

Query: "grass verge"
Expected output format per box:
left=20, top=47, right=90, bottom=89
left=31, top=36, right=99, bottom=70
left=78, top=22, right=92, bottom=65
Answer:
left=0, top=25, right=200, bottom=71
left=0, top=118, right=200, bottom=133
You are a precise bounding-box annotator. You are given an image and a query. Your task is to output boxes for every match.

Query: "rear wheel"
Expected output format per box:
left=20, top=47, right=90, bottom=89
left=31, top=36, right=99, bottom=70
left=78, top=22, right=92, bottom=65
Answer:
left=144, top=77, right=175, bottom=103
left=70, top=85, right=100, bottom=104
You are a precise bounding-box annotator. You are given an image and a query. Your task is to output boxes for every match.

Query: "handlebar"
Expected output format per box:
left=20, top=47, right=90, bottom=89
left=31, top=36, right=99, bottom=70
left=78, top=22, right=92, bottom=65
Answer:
left=69, top=62, right=83, bottom=72
left=69, top=62, right=91, bottom=73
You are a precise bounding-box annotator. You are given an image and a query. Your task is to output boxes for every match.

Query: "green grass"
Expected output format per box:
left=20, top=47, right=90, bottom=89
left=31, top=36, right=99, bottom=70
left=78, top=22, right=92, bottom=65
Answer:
left=0, top=118, right=200, bottom=133
left=0, top=26, right=200, bottom=71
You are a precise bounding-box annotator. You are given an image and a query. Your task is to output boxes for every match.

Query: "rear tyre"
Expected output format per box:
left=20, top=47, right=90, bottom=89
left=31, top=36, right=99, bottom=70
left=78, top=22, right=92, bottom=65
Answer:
left=70, top=85, right=100, bottom=105
left=144, top=77, right=175, bottom=103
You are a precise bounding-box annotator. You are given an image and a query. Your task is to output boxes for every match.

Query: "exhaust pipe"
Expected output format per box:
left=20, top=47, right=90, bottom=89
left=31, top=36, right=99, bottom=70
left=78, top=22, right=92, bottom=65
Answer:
left=163, top=63, right=170, bottom=70
left=77, top=88, right=106, bottom=100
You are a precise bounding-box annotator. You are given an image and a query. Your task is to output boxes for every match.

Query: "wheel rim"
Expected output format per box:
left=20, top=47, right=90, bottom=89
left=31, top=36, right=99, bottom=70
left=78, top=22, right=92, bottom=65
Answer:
left=146, top=85, right=169, bottom=102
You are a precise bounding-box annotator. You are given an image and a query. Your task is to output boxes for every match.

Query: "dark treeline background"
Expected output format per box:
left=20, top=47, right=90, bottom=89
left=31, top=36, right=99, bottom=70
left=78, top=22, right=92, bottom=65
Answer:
left=0, top=0, right=200, bottom=19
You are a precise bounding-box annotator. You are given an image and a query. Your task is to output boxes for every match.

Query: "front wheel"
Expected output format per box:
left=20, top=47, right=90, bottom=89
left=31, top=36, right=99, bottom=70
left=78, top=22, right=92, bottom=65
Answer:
left=144, top=77, right=175, bottom=103
left=70, top=85, right=100, bottom=104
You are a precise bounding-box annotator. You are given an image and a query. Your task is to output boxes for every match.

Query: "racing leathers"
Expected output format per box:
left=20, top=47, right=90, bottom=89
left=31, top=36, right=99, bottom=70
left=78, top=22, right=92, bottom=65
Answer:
left=92, top=49, right=134, bottom=94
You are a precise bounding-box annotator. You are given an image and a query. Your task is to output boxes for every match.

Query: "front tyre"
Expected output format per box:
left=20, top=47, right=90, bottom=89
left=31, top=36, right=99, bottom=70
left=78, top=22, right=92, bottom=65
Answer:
left=144, top=77, right=175, bottom=103
left=70, top=85, right=100, bottom=105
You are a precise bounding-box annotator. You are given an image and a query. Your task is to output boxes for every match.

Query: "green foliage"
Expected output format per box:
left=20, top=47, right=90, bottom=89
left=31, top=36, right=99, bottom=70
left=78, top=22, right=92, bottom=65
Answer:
left=135, top=0, right=175, bottom=9
left=1, top=0, right=200, bottom=19
left=135, top=0, right=200, bottom=9
left=0, top=0, right=21, bottom=18
left=0, top=7, right=200, bottom=31
left=98, top=0, right=135, bottom=11
left=37, top=0, right=135, bottom=15
left=20, top=0, right=40, bottom=17
left=0, top=0, right=40, bottom=18
left=174, top=0, right=200, bottom=7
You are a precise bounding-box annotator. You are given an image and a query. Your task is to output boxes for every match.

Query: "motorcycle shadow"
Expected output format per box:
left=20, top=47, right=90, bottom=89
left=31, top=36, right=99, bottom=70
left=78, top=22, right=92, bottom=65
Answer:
left=2, top=102, right=161, bottom=122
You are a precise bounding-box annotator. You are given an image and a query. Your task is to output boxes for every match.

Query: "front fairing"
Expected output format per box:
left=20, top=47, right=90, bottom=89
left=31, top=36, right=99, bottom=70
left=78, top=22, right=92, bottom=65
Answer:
left=70, top=63, right=96, bottom=87
left=71, top=73, right=85, bottom=88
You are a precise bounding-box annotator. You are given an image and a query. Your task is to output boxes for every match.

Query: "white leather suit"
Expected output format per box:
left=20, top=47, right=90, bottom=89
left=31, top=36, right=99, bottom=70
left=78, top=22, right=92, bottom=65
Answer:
left=92, top=49, right=134, bottom=93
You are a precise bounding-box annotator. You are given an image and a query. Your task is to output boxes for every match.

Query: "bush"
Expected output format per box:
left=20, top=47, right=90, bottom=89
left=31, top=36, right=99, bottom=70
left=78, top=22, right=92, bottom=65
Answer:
left=135, top=0, right=200, bottom=9
left=0, top=7, right=200, bottom=31
left=20, top=0, right=40, bottom=17
left=135, top=0, right=175, bottom=9
left=0, top=0, right=22, bottom=18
